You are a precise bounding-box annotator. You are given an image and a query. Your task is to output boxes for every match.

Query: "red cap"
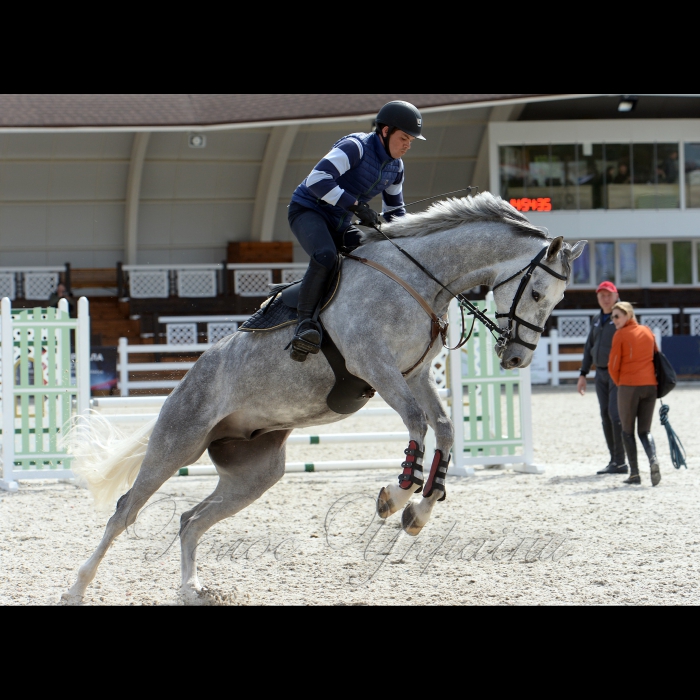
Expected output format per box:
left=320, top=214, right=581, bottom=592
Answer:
left=596, top=281, right=617, bottom=294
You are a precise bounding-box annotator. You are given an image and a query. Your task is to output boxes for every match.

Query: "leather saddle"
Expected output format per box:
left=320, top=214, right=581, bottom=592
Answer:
left=238, top=258, right=375, bottom=415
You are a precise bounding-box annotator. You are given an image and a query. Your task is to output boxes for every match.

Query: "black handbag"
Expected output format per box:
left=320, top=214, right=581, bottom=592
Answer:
left=654, top=349, right=677, bottom=398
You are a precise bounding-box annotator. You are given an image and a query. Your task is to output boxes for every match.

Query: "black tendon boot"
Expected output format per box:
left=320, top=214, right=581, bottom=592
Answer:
left=621, top=432, right=641, bottom=485
left=290, top=258, right=331, bottom=362
left=639, top=432, right=661, bottom=487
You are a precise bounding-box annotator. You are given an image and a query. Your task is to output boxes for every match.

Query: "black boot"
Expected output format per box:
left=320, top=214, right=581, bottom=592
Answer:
left=597, top=461, right=629, bottom=475
left=612, top=419, right=627, bottom=470
left=597, top=416, right=628, bottom=474
left=621, top=432, right=641, bottom=485
left=639, top=432, right=661, bottom=487
left=290, top=258, right=331, bottom=362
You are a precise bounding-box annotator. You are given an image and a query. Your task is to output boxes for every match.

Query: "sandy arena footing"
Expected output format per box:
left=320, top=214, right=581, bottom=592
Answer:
left=1, top=384, right=698, bottom=605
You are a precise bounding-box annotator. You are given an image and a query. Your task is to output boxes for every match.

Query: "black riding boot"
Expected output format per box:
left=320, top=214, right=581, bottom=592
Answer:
left=621, top=432, right=641, bottom=485
left=597, top=417, right=629, bottom=474
left=639, top=432, right=661, bottom=487
left=290, top=257, right=331, bottom=362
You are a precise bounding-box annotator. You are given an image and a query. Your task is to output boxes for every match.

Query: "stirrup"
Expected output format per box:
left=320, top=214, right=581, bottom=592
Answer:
left=291, top=320, right=322, bottom=355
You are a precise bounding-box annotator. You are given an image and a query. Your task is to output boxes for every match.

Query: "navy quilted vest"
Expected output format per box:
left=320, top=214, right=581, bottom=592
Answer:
left=291, top=132, right=403, bottom=232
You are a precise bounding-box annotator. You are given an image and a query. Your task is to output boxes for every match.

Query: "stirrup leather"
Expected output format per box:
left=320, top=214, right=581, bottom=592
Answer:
left=423, top=450, right=450, bottom=501
left=398, top=440, right=424, bottom=492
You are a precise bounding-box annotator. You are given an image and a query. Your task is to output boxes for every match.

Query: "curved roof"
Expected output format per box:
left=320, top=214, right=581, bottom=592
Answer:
left=0, top=93, right=562, bottom=129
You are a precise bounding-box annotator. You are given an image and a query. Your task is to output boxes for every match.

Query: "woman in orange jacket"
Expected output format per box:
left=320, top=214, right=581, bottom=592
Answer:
left=609, top=301, right=660, bottom=486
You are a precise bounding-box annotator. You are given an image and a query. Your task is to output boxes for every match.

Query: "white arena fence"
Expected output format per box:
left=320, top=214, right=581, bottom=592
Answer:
left=102, top=345, right=451, bottom=474
left=102, top=294, right=540, bottom=476
left=2, top=294, right=540, bottom=487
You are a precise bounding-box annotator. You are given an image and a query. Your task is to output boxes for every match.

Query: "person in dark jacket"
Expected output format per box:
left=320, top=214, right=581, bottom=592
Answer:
left=577, top=280, right=628, bottom=474
left=286, top=100, right=425, bottom=362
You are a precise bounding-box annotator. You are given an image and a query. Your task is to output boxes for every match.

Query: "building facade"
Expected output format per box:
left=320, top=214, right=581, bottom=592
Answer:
left=0, top=93, right=698, bottom=312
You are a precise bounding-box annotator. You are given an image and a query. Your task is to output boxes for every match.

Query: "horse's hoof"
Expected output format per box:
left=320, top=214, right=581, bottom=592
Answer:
left=59, top=592, right=84, bottom=606
left=376, top=487, right=396, bottom=519
left=401, top=503, right=424, bottom=537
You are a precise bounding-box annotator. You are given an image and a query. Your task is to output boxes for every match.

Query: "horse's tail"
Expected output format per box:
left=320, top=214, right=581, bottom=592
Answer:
left=63, top=411, right=157, bottom=512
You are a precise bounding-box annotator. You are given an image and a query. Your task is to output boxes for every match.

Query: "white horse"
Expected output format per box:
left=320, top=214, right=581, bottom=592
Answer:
left=63, top=192, right=585, bottom=604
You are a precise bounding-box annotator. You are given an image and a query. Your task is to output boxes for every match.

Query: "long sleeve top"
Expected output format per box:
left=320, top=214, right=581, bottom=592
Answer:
left=609, top=318, right=658, bottom=386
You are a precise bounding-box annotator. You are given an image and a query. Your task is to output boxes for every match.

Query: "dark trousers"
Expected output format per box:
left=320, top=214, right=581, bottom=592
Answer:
left=288, top=202, right=362, bottom=270
left=595, top=367, right=625, bottom=464
left=617, top=385, right=657, bottom=434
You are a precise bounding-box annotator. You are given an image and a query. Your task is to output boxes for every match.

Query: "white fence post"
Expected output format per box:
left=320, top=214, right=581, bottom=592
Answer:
left=0, top=297, right=17, bottom=491
left=78, top=297, right=90, bottom=416
left=550, top=329, right=560, bottom=386
left=448, top=299, right=470, bottom=476
left=118, top=337, right=129, bottom=396
left=511, top=364, right=543, bottom=474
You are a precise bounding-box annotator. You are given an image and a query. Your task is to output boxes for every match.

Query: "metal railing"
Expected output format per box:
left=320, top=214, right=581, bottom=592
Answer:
left=120, top=262, right=308, bottom=299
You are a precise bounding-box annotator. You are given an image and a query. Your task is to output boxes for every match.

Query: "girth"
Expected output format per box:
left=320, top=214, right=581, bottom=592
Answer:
left=344, top=253, right=448, bottom=377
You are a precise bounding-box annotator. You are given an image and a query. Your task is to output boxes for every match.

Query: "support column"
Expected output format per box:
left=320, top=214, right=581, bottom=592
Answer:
left=251, top=125, right=300, bottom=242
left=125, top=132, right=151, bottom=265
left=472, top=104, right=525, bottom=193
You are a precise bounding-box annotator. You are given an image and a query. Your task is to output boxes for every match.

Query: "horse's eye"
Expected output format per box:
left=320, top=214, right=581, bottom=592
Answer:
left=532, top=290, right=541, bottom=302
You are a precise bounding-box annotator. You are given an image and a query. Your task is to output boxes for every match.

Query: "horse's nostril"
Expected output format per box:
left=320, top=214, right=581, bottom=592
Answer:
left=509, top=357, right=522, bottom=368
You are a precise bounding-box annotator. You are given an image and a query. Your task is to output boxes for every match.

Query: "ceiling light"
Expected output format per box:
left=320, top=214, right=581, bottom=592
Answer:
left=618, top=95, right=638, bottom=112
left=188, top=133, right=206, bottom=148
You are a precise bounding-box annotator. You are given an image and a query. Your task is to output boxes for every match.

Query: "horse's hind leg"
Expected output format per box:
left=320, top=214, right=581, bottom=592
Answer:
left=178, top=430, right=290, bottom=604
left=62, top=478, right=163, bottom=604
left=62, top=420, right=212, bottom=605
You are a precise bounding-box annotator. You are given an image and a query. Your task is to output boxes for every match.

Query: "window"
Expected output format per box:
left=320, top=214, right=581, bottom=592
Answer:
left=685, top=143, right=700, bottom=208
left=651, top=243, right=668, bottom=283
left=619, top=242, right=638, bottom=284
left=571, top=241, right=638, bottom=287
left=499, top=142, right=681, bottom=210
left=673, top=241, right=692, bottom=284
left=573, top=246, right=591, bottom=285
left=595, top=242, right=615, bottom=284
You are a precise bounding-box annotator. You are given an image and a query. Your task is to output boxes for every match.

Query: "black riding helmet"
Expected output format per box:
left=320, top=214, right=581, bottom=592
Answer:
left=375, top=100, right=426, bottom=140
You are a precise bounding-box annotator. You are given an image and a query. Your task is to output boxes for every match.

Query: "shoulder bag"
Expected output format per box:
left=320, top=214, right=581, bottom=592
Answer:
left=654, top=349, right=677, bottom=398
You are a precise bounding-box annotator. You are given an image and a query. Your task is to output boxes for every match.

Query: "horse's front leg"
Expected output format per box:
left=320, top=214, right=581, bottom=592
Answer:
left=352, top=363, right=430, bottom=522
left=398, top=368, right=455, bottom=536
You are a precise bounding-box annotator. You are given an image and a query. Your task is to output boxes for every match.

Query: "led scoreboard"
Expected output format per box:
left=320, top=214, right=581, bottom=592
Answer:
left=509, top=197, right=552, bottom=212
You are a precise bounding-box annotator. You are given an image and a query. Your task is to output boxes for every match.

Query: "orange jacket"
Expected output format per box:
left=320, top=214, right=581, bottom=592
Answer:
left=609, top=318, right=657, bottom=386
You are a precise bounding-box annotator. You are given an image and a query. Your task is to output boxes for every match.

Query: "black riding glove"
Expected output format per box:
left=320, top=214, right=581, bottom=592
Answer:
left=348, top=202, right=380, bottom=228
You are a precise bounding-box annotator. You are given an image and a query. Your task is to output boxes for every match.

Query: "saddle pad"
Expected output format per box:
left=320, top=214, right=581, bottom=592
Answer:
left=238, top=261, right=342, bottom=333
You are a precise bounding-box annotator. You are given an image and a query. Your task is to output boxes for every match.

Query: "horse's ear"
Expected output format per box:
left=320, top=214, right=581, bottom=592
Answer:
left=546, top=236, right=564, bottom=262
left=566, top=240, right=588, bottom=261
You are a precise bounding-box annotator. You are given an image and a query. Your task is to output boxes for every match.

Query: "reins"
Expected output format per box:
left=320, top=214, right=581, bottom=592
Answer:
left=360, top=222, right=503, bottom=351
left=357, top=216, right=569, bottom=356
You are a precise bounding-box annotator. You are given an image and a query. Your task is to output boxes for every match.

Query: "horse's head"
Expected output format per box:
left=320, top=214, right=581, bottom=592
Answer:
left=492, top=236, right=587, bottom=370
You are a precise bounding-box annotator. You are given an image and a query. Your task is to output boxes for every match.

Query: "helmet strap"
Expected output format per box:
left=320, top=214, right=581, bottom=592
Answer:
left=378, top=125, right=397, bottom=158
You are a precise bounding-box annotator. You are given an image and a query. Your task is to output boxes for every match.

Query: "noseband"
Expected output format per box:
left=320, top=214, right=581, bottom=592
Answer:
left=491, top=247, right=568, bottom=351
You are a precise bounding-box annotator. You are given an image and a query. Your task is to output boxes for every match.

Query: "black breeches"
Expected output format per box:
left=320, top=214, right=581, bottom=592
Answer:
left=288, top=203, right=361, bottom=270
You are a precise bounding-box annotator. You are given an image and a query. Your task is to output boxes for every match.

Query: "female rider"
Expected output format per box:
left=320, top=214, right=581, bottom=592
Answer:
left=287, top=100, right=425, bottom=362
left=609, top=301, right=661, bottom=486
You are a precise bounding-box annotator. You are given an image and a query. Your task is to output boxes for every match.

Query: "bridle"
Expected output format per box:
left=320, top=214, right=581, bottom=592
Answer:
left=491, top=246, right=568, bottom=352
left=362, top=223, right=568, bottom=355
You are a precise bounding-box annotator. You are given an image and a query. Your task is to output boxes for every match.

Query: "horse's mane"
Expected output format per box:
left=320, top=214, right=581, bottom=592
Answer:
left=360, top=191, right=549, bottom=242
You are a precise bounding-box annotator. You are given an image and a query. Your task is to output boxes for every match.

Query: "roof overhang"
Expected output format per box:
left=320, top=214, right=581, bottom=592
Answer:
left=0, top=93, right=599, bottom=134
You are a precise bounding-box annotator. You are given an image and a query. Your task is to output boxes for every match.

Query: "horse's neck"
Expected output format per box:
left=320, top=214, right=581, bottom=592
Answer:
left=399, top=224, right=542, bottom=314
